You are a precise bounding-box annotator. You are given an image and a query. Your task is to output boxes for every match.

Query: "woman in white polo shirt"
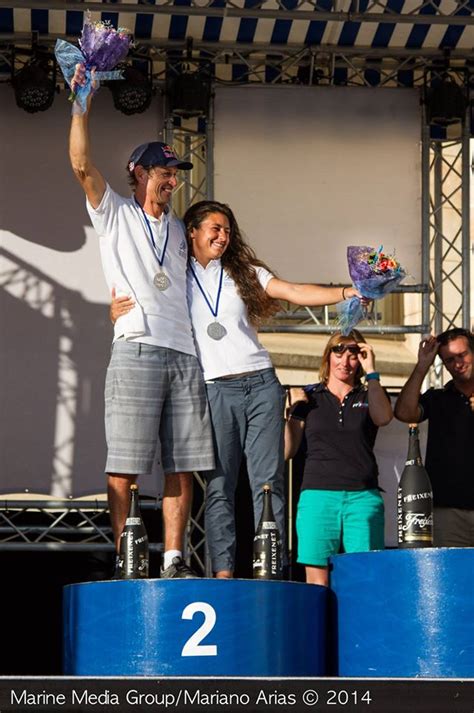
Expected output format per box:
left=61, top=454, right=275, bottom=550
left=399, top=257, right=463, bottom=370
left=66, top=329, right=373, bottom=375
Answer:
left=112, top=200, right=362, bottom=578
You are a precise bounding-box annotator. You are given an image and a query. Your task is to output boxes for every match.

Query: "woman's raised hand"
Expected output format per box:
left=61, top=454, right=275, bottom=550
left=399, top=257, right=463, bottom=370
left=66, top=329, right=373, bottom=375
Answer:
left=357, top=342, right=376, bottom=374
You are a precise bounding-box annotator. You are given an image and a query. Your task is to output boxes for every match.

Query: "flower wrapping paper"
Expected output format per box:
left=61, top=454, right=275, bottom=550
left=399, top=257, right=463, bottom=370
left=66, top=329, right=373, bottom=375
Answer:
left=55, top=15, right=132, bottom=114
left=337, top=245, right=407, bottom=335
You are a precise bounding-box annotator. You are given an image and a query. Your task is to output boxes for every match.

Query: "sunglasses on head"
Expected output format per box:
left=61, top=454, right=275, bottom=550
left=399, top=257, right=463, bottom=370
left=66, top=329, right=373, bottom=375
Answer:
left=330, top=343, right=361, bottom=355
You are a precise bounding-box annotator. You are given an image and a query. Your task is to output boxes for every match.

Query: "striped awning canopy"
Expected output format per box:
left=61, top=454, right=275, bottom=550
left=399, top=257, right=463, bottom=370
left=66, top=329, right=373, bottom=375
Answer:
left=0, top=0, right=473, bottom=85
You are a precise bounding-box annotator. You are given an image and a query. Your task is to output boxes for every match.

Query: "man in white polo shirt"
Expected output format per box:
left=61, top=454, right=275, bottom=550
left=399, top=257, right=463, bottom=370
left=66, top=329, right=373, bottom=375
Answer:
left=69, top=63, right=214, bottom=578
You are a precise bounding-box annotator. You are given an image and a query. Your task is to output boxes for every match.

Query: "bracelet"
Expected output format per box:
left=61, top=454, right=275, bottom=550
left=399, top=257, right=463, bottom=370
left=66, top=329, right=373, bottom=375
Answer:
left=342, top=286, right=348, bottom=300
left=365, top=372, right=380, bottom=381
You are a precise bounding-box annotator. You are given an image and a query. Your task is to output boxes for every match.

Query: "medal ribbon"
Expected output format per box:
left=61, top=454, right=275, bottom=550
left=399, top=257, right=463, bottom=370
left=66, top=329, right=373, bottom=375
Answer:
left=189, top=262, right=224, bottom=319
left=135, top=198, right=169, bottom=268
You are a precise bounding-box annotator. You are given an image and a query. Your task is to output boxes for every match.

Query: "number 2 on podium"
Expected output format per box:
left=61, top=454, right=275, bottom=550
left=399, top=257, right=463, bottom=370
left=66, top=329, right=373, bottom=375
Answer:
left=181, top=602, right=218, bottom=657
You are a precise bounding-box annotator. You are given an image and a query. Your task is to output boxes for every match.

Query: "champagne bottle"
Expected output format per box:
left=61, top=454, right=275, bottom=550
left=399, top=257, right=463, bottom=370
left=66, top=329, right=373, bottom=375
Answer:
left=252, top=484, right=282, bottom=580
left=118, top=484, right=149, bottom=578
left=397, top=424, right=433, bottom=548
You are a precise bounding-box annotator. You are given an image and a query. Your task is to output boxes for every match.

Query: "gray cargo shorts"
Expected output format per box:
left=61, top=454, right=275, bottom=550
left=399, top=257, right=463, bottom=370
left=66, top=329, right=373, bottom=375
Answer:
left=104, top=341, right=215, bottom=475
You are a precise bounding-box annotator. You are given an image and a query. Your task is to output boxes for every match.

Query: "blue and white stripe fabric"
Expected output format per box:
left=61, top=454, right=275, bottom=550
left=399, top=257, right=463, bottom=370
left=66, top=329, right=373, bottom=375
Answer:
left=2, top=0, right=472, bottom=56
left=1, top=0, right=472, bottom=135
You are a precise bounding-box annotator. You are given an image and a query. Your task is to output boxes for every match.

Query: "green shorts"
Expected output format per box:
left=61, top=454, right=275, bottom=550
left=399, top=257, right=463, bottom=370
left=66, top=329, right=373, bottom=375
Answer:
left=296, top=488, right=385, bottom=567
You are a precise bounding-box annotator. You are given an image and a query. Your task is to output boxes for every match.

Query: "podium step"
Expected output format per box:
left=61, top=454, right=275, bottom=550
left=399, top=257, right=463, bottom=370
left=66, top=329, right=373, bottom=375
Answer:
left=64, top=578, right=327, bottom=676
left=330, top=547, right=474, bottom=678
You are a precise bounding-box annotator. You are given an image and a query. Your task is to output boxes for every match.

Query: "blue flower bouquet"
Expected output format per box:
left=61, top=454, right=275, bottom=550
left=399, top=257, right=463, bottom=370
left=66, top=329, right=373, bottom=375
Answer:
left=55, top=13, right=132, bottom=114
left=338, top=245, right=407, bottom=335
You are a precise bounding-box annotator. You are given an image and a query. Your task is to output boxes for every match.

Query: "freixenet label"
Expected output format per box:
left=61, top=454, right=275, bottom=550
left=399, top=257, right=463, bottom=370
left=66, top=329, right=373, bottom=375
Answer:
left=402, top=491, right=432, bottom=503
left=401, top=512, right=433, bottom=530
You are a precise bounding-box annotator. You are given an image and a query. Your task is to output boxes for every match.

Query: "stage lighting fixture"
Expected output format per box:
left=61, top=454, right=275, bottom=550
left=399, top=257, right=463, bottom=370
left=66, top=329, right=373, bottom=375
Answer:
left=111, top=65, right=153, bottom=115
left=167, top=73, right=211, bottom=118
left=13, top=59, right=56, bottom=113
left=425, top=74, right=468, bottom=126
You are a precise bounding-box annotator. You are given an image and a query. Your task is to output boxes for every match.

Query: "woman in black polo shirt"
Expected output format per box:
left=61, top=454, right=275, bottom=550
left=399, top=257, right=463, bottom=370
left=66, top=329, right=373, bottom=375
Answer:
left=285, top=330, right=393, bottom=586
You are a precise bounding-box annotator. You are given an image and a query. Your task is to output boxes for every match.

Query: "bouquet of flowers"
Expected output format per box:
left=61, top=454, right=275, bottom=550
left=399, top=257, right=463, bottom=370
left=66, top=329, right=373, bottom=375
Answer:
left=337, top=245, right=406, bottom=335
left=55, top=13, right=132, bottom=114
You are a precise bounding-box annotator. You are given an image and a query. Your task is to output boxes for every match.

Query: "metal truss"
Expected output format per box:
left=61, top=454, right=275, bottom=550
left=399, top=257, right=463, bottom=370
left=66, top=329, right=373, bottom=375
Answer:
left=148, top=44, right=472, bottom=88
left=260, top=284, right=429, bottom=335
left=0, top=488, right=210, bottom=574
left=1, top=0, right=473, bottom=87
left=2, top=0, right=473, bottom=25
left=164, top=112, right=214, bottom=215
left=187, top=472, right=209, bottom=577
left=1, top=34, right=472, bottom=88
left=429, top=139, right=471, bottom=333
left=0, top=498, right=162, bottom=552
left=421, top=104, right=471, bottom=387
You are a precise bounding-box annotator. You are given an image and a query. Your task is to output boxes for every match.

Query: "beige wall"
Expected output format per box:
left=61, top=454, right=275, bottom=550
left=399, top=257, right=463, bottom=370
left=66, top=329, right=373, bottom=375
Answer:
left=214, top=85, right=422, bottom=284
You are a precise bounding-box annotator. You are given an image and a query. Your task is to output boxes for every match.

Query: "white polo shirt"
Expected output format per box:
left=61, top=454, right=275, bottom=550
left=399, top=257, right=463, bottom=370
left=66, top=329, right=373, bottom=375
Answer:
left=87, top=184, right=196, bottom=357
left=187, top=257, right=274, bottom=381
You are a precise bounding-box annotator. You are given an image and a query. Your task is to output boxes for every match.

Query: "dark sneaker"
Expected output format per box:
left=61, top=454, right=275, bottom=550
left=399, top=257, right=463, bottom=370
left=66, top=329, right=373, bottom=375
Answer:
left=160, top=556, right=199, bottom=579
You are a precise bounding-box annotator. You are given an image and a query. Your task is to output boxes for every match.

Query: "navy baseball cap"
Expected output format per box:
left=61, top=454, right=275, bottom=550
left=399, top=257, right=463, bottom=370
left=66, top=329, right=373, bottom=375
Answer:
left=128, top=141, right=193, bottom=172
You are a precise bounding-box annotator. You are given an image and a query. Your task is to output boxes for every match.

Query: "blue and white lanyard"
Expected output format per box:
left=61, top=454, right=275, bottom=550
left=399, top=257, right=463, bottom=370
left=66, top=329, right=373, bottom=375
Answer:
left=134, top=198, right=169, bottom=268
left=189, top=262, right=224, bottom=320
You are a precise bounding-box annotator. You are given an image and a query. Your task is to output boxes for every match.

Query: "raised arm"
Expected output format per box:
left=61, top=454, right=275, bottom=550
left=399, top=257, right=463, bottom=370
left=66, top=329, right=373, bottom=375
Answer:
left=69, top=64, right=106, bottom=209
left=265, top=278, right=360, bottom=307
left=284, top=387, right=307, bottom=460
left=394, top=336, right=439, bottom=423
left=358, top=343, right=393, bottom=427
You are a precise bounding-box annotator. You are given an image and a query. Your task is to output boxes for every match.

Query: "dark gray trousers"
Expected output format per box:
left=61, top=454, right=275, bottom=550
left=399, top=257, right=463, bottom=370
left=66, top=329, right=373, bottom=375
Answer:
left=204, top=368, right=286, bottom=573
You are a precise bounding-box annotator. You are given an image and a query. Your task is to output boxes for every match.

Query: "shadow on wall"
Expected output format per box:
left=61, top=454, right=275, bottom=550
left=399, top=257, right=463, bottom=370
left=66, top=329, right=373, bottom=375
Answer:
left=0, top=84, right=164, bottom=497
left=1, top=93, right=93, bottom=253
left=0, top=249, right=111, bottom=496
left=0, top=85, right=142, bottom=252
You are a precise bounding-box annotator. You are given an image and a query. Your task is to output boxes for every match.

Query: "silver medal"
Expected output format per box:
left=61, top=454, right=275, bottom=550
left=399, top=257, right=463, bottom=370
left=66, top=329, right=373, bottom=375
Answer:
left=154, top=272, right=171, bottom=291
left=207, top=322, right=227, bottom=340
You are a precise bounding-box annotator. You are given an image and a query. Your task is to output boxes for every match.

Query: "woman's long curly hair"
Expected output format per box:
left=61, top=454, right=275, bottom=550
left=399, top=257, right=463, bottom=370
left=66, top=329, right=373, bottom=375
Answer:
left=183, top=200, right=278, bottom=325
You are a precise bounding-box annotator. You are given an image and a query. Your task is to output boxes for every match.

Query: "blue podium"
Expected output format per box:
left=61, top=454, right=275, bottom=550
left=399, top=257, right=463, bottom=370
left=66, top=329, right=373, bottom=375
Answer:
left=330, top=547, right=474, bottom=678
left=63, top=579, right=327, bottom=676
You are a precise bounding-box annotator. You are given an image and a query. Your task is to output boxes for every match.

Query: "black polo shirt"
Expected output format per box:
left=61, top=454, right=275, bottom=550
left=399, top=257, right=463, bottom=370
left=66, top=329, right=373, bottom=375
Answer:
left=291, top=383, right=380, bottom=491
left=420, top=380, right=474, bottom=509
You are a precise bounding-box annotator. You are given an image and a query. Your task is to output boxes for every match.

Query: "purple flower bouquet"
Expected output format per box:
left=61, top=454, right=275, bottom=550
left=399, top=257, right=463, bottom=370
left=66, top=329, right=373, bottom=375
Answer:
left=337, top=245, right=406, bottom=335
left=55, top=13, right=132, bottom=114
